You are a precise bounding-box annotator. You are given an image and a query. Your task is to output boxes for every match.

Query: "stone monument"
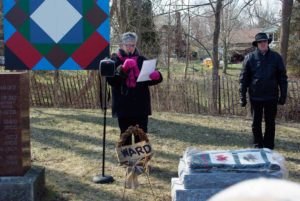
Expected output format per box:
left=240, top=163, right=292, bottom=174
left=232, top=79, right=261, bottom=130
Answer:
left=0, top=72, right=45, bottom=201
left=0, top=72, right=31, bottom=176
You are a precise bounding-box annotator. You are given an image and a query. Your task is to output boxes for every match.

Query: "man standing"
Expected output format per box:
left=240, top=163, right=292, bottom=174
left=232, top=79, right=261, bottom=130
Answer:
left=239, top=32, right=288, bottom=149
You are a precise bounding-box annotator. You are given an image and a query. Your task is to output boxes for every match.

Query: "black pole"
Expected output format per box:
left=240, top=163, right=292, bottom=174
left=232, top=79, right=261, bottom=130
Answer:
left=102, top=78, right=108, bottom=176
left=93, top=77, right=114, bottom=184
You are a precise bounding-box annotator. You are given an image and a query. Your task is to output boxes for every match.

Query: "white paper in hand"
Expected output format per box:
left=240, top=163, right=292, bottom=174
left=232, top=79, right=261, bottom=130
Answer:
left=137, top=59, right=157, bottom=82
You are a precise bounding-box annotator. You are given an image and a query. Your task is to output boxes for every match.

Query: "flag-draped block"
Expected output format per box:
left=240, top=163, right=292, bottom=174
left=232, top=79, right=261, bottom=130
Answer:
left=171, top=148, right=286, bottom=201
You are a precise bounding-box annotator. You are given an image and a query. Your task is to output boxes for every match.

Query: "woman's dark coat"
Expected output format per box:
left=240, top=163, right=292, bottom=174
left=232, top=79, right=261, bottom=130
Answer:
left=107, top=49, right=163, bottom=118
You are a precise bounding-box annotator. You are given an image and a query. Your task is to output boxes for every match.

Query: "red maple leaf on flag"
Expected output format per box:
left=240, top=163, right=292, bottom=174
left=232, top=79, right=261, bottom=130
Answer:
left=216, top=154, right=228, bottom=161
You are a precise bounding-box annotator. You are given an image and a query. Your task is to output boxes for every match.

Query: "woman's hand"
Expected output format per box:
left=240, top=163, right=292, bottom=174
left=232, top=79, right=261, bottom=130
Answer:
left=149, top=71, right=161, bottom=80
left=122, top=59, right=137, bottom=73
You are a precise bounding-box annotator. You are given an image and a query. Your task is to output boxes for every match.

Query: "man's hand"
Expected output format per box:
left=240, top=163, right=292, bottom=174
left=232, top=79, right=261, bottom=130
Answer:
left=240, top=97, right=247, bottom=107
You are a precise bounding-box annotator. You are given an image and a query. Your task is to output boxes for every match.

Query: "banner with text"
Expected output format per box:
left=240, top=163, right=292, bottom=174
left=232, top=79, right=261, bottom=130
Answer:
left=116, top=141, right=153, bottom=164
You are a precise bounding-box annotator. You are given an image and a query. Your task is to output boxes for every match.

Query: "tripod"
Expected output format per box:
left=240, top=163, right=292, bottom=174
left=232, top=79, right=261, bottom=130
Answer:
left=92, top=76, right=114, bottom=184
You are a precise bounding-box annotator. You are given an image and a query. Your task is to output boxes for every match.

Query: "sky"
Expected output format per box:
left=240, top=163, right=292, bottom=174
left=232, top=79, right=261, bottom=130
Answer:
left=160, top=0, right=281, bottom=10
left=157, top=0, right=282, bottom=19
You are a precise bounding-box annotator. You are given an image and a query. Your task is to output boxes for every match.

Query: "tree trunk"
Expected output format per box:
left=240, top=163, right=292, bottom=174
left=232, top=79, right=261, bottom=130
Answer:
left=184, top=0, right=191, bottom=79
left=110, top=0, right=128, bottom=34
left=222, top=39, right=228, bottom=74
left=221, top=4, right=229, bottom=74
left=280, top=0, right=294, bottom=66
left=167, top=0, right=171, bottom=80
left=184, top=15, right=191, bottom=79
left=211, top=0, right=223, bottom=114
left=135, top=0, right=142, bottom=46
left=175, top=12, right=183, bottom=59
left=118, top=0, right=128, bottom=33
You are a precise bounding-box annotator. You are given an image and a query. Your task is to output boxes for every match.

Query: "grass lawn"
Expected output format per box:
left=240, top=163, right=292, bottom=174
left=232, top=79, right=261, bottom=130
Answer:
left=30, top=108, right=300, bottom=201
left=158, top=60, right=243, bottom=79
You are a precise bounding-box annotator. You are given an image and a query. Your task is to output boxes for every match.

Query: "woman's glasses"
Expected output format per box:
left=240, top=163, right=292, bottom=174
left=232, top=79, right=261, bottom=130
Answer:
left=124, top=44, right=136, bottom=48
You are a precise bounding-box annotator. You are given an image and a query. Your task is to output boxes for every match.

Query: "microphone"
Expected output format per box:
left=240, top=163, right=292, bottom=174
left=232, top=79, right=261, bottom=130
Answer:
left=99, top=58, right=116, bottom=77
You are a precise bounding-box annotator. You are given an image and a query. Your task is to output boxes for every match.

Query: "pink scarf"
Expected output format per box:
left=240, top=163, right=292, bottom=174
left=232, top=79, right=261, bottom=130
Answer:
left=117, top=52, right=140, bottom=88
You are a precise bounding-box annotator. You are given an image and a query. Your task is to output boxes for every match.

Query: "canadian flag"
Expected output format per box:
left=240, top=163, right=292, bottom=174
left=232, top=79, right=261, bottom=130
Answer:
left=210, top=152, right=236, bottom=165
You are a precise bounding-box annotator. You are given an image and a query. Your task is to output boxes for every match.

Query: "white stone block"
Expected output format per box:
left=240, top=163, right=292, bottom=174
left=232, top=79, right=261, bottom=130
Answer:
left=171, top=178, right=222, bottom=201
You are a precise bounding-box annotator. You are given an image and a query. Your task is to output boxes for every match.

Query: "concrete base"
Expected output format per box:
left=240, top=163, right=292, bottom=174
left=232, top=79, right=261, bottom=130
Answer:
left=0, top=166, right=45, bottom=201
left=171, top=178, right=222, bottom=201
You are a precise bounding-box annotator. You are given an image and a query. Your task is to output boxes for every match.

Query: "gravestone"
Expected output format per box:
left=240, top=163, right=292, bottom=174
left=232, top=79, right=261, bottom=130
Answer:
left=0, top=72, right=44, bottom=201
left=0, top=72, right=31, bottom=176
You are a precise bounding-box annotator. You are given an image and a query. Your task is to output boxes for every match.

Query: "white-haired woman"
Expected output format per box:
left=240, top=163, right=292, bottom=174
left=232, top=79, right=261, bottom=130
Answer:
left=107, top=32, right=163, bottom=144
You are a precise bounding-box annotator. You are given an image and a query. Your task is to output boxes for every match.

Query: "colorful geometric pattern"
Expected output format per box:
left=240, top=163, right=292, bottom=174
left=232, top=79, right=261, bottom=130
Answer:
left=3, top=0, right=110, bottom=70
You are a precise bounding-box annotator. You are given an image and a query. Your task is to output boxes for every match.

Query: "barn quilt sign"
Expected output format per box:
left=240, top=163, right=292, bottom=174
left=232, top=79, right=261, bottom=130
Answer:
left=3, top=0, right=110, bottom=70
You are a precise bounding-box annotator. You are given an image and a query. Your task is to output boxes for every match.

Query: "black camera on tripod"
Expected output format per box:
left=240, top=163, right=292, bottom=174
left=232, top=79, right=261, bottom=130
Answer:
left=99, top=58, right=116, bottom=77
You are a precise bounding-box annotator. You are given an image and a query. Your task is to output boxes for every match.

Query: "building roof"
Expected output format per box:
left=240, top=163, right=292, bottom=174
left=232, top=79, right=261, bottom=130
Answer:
left=229, top=28, right=262, bottom=44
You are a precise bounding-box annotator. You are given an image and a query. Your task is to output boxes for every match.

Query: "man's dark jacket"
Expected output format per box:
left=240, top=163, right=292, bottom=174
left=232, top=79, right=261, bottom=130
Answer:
left=239, top=48, right=288, bottom=102
left=107, top=49, right=163, bottom=118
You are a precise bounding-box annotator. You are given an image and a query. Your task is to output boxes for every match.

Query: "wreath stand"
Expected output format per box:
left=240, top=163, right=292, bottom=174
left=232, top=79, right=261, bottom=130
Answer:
left=116, top=125, right=161, bottom=200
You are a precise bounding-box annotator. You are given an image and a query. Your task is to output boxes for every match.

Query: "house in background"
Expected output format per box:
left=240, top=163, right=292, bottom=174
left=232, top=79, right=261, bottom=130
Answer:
left=227, top=27, right=279, bottom=63
left=227, top=28, right=261, bottom=63
left=262, top=26, right=280, bottom=48
left=154, top=11, right=280, bottom=65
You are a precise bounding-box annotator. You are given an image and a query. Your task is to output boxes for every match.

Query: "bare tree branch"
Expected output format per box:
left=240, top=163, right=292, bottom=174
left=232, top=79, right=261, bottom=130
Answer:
left=232, top=0, right=257, bottom=20
left=186, top=33, right=212, bottom=59
left=154, top=1, right=217, bottom=16
left=209, top=0, right=217, bottom=13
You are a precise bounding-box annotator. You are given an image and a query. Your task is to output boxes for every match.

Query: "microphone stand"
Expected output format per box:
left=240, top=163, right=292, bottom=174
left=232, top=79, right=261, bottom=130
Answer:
left=92, top=76, right=114, bottom=184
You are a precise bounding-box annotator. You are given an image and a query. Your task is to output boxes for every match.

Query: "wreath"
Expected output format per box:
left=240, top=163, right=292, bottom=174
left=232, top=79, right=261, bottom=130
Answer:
left=116, top=125, right=152, bottom=189
left=117, top=125, right=150, bottom=147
